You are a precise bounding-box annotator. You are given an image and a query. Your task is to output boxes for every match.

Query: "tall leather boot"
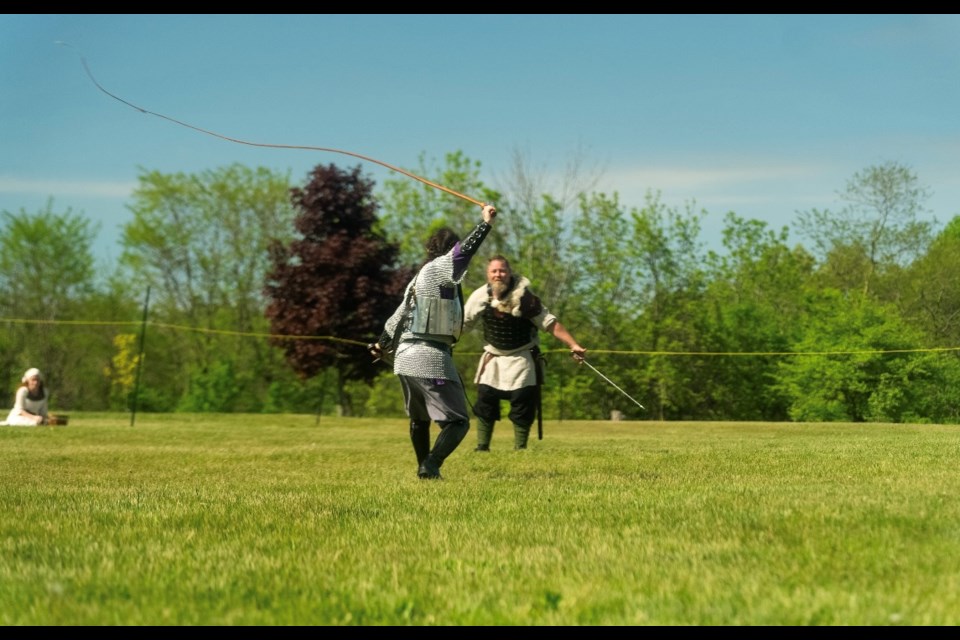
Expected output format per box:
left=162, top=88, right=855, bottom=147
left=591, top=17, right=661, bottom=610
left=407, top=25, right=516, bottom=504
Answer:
left=513, top=422, right=531, bottom=450
left=475, top=417, right=494, bottom=451
left=409, top=420, right=431, bottom=465
left=419, top=420, right=469, bottom=479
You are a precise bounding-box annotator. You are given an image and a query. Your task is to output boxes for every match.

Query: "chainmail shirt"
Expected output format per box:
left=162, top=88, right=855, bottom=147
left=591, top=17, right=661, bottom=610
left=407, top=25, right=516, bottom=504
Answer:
left=384, top=221, right=490, bottom=380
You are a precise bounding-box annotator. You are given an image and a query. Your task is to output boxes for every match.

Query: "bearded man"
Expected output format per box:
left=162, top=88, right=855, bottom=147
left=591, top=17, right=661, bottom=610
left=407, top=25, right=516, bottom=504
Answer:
left=462, top=256, right=586, bottom=451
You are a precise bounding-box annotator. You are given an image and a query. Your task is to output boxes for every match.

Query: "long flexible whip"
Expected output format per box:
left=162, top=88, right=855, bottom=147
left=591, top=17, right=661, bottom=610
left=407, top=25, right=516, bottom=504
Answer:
left=57, top=41, right=485, bottom=208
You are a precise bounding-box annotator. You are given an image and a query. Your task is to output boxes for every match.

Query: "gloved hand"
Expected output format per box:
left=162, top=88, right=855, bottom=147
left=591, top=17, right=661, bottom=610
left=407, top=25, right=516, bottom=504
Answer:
left=370, top=329, right=397, bottom=365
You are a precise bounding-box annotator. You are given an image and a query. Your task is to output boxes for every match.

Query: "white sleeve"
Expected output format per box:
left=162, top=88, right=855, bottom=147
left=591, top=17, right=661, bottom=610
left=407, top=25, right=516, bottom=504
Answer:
left=12, top=387, right=26, bottom=412
left=462, top=287, right=487, bottom=332
left=535, top=305, right=558, bottom=332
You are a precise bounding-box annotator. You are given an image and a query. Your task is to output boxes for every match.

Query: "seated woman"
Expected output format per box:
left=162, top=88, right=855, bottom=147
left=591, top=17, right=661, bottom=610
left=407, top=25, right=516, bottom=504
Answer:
left=2, top=368, right=49, bottom=426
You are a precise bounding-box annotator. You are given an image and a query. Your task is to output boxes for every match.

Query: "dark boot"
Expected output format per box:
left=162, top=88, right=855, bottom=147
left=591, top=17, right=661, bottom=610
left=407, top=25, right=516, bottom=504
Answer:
left=409, top=420, right=431, bottom=465
left=513, top=422, right=531, bottom=450
left=475, top=417, right=494, bottom=451
left=419, top=420, right=469, bottom=479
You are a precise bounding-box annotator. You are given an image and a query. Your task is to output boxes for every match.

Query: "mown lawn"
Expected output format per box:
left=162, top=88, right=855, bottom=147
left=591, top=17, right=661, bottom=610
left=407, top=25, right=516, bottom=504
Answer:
left=2, top=414, right=958, bottom=625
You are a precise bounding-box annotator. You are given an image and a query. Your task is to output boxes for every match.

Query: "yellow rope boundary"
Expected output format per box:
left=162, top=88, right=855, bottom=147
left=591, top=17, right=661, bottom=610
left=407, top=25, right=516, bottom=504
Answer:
left=5, top=317, right=960, bottom=357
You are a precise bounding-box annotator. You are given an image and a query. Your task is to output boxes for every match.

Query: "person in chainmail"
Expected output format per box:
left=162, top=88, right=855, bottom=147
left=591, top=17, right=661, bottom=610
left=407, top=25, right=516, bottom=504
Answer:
left=371, top=204, right=497, bottom=480
left=462, top=255, right=586, bottom=451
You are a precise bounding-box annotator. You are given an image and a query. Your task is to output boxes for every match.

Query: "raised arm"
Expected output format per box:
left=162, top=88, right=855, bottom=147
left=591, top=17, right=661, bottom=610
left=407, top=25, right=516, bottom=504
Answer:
left=452, top=204, right=497, bottom=279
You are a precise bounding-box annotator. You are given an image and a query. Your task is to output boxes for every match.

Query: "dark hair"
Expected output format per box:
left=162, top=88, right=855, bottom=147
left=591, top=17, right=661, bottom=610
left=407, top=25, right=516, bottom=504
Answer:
left=425, top=227, right=460, bottom=263
left=25, top=381, right=46, bottom=402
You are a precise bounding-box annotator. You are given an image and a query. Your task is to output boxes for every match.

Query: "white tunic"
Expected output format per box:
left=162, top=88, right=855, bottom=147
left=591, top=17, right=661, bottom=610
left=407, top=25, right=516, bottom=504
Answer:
left=462, top=282, right=558, bottom=391
left=2, top=386, right=48, bottom=426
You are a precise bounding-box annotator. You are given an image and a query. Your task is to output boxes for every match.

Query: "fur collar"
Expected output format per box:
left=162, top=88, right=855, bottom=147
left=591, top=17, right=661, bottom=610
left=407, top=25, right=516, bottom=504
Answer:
left=489, top=276, right=531, bottom=317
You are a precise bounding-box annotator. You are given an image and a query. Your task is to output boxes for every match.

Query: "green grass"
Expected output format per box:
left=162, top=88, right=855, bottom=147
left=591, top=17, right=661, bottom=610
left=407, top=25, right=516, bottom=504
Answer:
left=2, top=414, right=959, bottom=625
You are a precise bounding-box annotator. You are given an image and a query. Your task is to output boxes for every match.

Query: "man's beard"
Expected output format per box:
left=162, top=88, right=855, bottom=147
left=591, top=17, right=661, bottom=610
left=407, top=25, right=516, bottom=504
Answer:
left=490, top=279, right=510, bottom=299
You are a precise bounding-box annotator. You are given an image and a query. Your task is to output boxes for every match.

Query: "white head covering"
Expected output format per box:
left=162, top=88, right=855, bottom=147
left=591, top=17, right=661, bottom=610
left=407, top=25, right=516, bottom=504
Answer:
left=22, top=368, right=42, bottom=383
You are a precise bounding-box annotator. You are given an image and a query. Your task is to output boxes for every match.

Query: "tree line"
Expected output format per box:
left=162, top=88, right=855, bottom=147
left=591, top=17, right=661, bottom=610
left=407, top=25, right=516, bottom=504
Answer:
left=2, top=156, right=959, bottom=423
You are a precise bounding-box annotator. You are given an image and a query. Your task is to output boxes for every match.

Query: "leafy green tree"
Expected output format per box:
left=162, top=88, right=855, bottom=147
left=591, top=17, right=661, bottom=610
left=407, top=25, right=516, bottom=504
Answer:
left=264, top=163, right=410, bottom=416
left=775, top=290, right=951, bottom=422
left=897, top=216, right=960, bottom=346
left=865, top=352, right=960, bottom=424
left=795, top=161, right=936, bottom=295
left=808, top=240, right=874, bottom=294
left=552, top=190, right=706, bottom=420
left=697, top=213, right=816, bottom=420
left=119, top=164, right=296, bottom=411
left=262, top=369, right=333, bottom=415
left=564, top=191, right=637, bottom=419
left=177, top=360, right=243, bottom=412
left=0, top=198, right=101, bottom=408
left=0, top=198, right=98, bottom=318
left=105, top=333, right=139, bottom=411
left=491, top=145, right=603, bottom=312
left=377, top=150, right=500, bottom=270
left=625, top=193, right=707, bottom=420
left=96, top=274, right=155, bottom=411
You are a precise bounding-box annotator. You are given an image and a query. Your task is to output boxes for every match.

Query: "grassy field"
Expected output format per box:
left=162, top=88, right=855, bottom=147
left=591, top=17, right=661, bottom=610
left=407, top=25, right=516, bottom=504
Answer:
left=1, top=413, right=959, bottom=625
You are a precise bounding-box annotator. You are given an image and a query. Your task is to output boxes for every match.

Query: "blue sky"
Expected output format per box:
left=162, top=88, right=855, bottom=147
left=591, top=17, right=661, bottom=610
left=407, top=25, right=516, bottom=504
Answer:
left=2, top=14, right=959, bottom=263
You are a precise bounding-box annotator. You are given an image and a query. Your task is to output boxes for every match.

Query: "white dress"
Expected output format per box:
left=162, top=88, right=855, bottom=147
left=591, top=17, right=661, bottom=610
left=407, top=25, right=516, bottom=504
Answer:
left=1, top=386, right=48, bottom=426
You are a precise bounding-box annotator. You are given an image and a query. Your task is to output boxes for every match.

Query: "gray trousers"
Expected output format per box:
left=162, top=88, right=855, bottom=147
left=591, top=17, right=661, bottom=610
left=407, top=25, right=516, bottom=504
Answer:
left=399, top=375, right=470, bottom=424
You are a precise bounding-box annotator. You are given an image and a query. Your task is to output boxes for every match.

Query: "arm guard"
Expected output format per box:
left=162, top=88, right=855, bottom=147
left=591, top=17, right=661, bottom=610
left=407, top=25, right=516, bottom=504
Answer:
left=459, top=221, right=492, bottom=258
